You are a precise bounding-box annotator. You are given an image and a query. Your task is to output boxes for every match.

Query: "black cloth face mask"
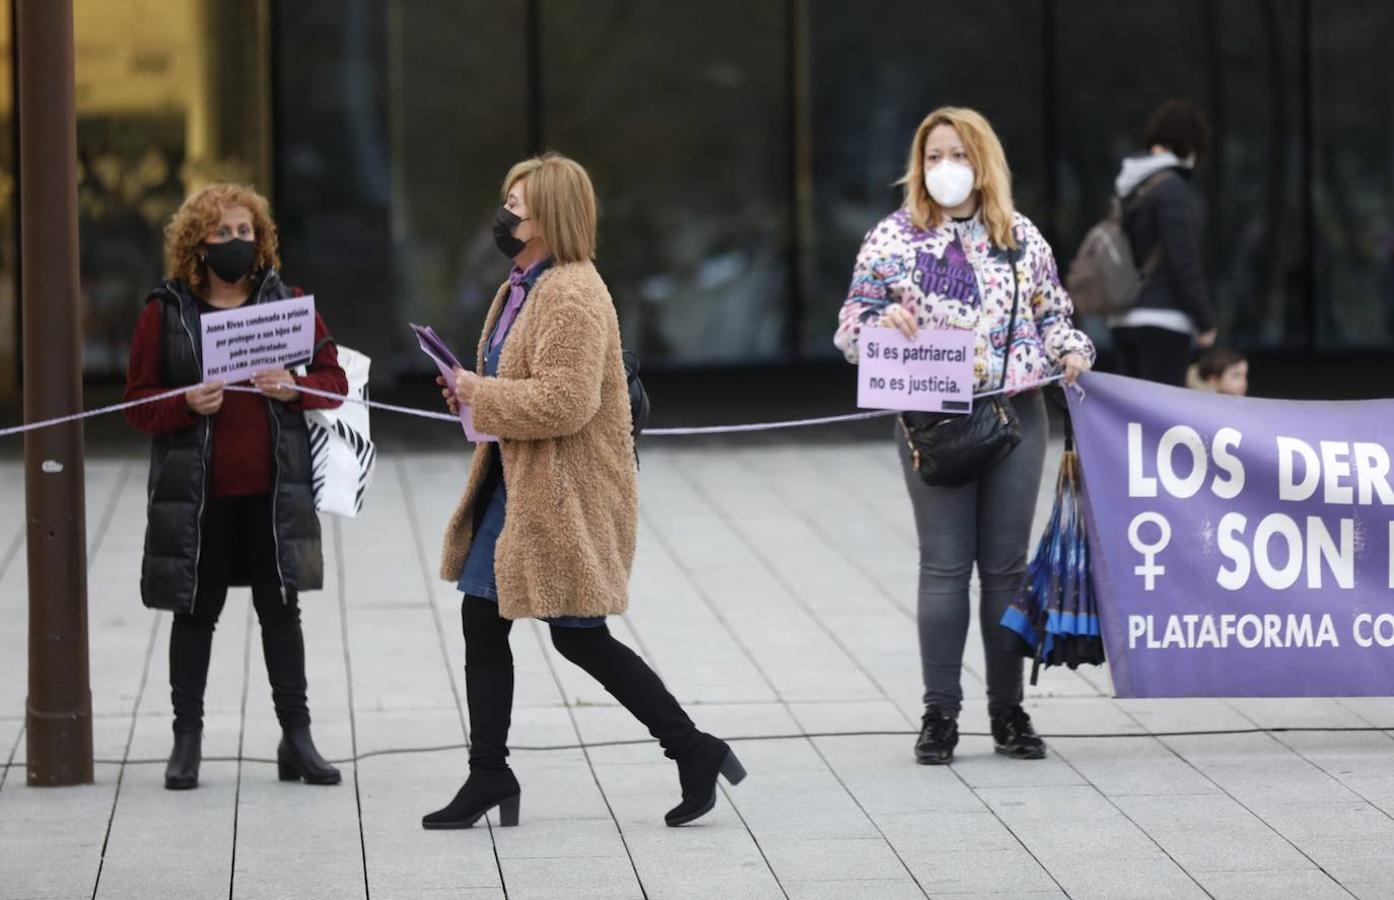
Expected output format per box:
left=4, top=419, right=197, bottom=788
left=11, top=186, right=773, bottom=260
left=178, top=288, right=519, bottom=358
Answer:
left=203, top=238, right=257, bottom=284
left=492, top=207, right=531, bottom=259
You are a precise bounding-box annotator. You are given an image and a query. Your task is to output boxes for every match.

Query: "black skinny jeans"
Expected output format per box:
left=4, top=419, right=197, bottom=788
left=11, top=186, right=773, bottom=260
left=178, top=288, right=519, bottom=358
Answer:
left=169, top=493, right=309, bottom=734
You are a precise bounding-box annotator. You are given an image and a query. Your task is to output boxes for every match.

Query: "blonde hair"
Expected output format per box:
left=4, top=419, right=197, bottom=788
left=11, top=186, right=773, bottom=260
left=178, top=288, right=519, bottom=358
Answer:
left=899, top=107, right=1017, bottom=250
left=164, top=183, right=280, bottom=297
left=502, top=153, right=598, bottom=264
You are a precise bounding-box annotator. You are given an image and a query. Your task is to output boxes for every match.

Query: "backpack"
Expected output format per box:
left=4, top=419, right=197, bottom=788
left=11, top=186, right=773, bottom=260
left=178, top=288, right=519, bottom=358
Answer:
left=622, top=349, right=649, bottom=462
left=1066, top=173, right=1169, bottom=317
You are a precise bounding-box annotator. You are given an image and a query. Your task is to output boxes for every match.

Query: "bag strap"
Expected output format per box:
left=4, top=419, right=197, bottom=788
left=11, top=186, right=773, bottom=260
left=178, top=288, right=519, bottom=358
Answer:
left=1121, top=168, right=1174, bottom=215
left=997, top=246, right=1020, bottom=393
left=1122, top=171, right=1175, bottom=280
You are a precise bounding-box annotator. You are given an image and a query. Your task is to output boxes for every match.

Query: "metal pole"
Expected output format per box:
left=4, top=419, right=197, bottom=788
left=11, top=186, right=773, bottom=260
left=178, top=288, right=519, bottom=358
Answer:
left=17, top=0, right=92, bottom=787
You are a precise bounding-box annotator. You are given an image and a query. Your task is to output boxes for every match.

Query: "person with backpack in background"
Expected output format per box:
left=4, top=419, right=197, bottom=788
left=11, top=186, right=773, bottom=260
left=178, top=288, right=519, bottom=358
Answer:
left=1069, top=101, right=1216, bottom=386
left=424, top=153, right=744, bottom=833
left=1109, top=100, right=1218, bottom=384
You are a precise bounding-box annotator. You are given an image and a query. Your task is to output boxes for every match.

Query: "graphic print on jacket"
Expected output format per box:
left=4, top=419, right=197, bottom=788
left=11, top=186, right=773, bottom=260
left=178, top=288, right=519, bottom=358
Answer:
left=835, top=208, right=1095, bottom=393
left=914, top=238, right=979, bottom=305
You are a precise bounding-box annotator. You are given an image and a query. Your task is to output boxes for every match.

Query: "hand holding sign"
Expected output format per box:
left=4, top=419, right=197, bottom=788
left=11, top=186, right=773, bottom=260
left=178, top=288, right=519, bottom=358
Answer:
left=201, top=296, right=316, bottom=384
left=410, top=323, right=497, bottom=443
left=1061, top=352, right=1091, bottom=385
left=184, top=380, right=224, bottom=415
left=880, top=305, right=919, bottom=340
left=438, top=374, right=459, bottom=414
left=436, top=370, right=482, bottom=412
left=250, top=368, right=301, bottom=402
left=857, top=326, right=975, bottom=414
left=452, top=368, right=482, bottom=405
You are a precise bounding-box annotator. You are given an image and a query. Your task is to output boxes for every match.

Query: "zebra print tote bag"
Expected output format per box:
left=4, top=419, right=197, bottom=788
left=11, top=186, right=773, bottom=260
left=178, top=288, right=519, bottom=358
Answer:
left=304, top=345, right=376, bottom=517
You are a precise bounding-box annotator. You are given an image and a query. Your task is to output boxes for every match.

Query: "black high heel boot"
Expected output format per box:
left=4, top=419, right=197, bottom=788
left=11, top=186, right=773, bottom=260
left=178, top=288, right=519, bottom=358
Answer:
left=666, top=733, right=747, bottom=827
left=423, top=662, right=519, bottom=829
left=164, top=731, right=202, bottom=790
left=167, top=618, right=212, bottom=790
left=277, top=726, right=342, bottom=785
left=422, top=769, right=521, bottom=830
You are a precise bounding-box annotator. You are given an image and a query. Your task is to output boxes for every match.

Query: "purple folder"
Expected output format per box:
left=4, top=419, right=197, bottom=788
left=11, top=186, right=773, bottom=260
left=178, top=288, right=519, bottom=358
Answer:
left=410, top=323, right=497, bottom=443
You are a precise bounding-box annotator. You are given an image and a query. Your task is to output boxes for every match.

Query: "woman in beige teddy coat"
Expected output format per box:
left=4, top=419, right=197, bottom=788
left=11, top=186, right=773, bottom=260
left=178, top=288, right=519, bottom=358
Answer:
left=423, top=153, right=745, bottom=832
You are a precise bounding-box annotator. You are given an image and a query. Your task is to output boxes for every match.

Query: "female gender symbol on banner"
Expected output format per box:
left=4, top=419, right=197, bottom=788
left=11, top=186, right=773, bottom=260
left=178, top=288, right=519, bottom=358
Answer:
left=1128, top=512, right=1172, bottom=591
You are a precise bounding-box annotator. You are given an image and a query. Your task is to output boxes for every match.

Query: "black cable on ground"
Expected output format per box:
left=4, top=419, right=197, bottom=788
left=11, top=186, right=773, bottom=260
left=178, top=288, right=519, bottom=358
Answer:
left=1, top=724, right=1390, bottom=770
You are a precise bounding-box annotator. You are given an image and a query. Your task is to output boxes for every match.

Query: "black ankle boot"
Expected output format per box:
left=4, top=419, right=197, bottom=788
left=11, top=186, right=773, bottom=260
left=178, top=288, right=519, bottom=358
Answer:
left=422, top=768, right=521, bottom=830
left=914, top=706, right=958, bottom=765
left=991, top=705, right=1046, bottom=760
left=165, top=731, right=202, bottom=790
left=277, top=726, right=342, bottom=785
left=665, top=733, right=747, bottom=827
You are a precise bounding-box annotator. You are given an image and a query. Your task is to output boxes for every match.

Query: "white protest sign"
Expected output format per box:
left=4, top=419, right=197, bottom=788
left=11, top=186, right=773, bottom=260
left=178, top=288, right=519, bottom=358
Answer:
left=201, top=296, right=316, bottom=384
left=857, top=326, right=975, bottom=413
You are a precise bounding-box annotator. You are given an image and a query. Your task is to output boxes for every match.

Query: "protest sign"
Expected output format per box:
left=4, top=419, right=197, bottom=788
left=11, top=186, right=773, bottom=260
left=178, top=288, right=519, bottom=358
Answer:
left=409, top=324, right=497, bottom=443
left=857, top=326, right=974, bottom=413
left=201, top=296, right=315, bottom=384
left=1068, top=372, right=1394, bottom=697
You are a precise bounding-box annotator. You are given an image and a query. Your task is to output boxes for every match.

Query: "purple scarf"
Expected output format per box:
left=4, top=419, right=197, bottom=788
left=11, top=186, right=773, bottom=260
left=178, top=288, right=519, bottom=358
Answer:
left=490, top=261, right=547, bottom=350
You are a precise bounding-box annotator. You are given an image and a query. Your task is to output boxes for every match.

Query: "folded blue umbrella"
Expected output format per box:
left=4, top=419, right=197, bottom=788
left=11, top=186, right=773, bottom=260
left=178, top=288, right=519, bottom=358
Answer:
left=1001, top=443, right=1105, bottom=684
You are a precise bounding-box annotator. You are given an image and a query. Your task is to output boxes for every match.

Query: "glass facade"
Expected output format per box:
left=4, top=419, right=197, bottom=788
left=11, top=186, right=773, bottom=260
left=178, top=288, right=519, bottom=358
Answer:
left=0, top=0, right=1390, bottom=395
left=1312, top=0, right=1394, bottom=347
left=804, top=0, right=1050, bottom=355
left=72, top=0, right=271, bottom=377
left=0, top=6, right=13, bottom=402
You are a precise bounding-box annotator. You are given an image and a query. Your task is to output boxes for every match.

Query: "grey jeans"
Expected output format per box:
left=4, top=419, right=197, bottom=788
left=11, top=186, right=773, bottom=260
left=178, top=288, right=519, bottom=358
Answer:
left=897, top=390, right=1047, bottom=719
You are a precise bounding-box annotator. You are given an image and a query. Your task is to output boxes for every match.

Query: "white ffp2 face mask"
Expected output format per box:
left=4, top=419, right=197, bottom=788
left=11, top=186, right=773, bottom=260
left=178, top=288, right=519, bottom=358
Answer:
left=924, top=160, right=976, bottom=209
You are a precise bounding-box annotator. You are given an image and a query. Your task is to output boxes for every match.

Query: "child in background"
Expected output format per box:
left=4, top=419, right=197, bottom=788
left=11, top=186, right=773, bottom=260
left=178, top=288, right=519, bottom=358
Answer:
left=1195, top=346, right=1248, bottom=396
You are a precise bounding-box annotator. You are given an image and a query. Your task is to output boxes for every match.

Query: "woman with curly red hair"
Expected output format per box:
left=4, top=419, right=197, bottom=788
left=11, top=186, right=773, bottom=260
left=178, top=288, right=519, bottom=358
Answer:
left=124, top=183, right=348, bottom=791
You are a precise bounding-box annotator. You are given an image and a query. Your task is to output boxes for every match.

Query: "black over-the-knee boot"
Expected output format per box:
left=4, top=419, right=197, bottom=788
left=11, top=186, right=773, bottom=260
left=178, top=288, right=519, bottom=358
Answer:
left=549, top=623, right=747, bottom=826
left=260, top=597, right=340, bottom=785
left=423, top=596, right=520, bottom=829
left=166, top=619, right=214, bottom=790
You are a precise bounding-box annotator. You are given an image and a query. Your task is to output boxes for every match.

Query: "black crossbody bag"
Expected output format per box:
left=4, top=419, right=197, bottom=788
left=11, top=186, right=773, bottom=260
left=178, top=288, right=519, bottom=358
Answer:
left=898, top=246, right=1022, bottom=487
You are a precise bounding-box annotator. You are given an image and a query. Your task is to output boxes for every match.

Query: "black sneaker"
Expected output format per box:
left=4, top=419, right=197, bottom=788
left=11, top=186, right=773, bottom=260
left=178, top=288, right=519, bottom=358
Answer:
left=914, top=706, right=958, bottom=765
left=991, top=705, right=1047, bottom=760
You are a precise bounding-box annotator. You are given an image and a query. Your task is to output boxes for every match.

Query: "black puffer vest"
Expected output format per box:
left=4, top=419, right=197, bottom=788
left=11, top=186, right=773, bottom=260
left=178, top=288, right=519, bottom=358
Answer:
left=139, top=269, right=323, bottom=612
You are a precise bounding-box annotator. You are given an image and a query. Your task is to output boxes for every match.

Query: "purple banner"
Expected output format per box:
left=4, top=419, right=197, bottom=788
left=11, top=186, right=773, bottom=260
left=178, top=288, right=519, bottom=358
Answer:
left=1068, top=372, right=1394, bottom=697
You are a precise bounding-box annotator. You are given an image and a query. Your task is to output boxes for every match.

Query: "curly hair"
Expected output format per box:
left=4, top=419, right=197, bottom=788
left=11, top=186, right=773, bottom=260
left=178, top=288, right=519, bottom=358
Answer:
left=164, top=183, right=280, bottom=297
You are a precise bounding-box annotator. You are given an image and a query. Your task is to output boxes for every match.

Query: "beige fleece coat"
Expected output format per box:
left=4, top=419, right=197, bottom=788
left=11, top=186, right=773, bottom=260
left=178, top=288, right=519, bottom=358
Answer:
left=439, top=261, right=638, bottom=620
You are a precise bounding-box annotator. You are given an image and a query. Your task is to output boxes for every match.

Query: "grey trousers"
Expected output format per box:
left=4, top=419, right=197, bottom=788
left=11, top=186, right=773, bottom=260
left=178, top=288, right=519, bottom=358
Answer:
left=897, top=390, right=1047, bottom=718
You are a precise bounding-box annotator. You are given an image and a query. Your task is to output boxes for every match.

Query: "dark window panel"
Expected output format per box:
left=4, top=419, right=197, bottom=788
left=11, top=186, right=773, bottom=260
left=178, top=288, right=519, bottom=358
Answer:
left=272, top=0, right=394, bottom=368
left=540, top=0, right=793, bottom=365
left=805, top=0, right=1047, bottom=358
left=387, top=0, right=528, bottom=370
left=1311, top=0, right=1394, bottom=348
left=72, top=0, right=272, bottom=376
left=0, top=0, right=12, bottom=401
left=1053, top=0, right=1305, bottom=350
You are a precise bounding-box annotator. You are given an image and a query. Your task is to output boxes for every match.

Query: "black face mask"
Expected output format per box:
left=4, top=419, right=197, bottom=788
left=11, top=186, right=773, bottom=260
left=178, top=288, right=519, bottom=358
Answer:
left=203, top=239, right=257, bottom=284
left=492, top=207, right=530, bottom=259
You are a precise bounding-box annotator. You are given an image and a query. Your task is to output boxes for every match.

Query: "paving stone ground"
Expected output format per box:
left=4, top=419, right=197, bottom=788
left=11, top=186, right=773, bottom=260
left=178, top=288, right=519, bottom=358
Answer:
left=3, top=440, right=1393, bottom=898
